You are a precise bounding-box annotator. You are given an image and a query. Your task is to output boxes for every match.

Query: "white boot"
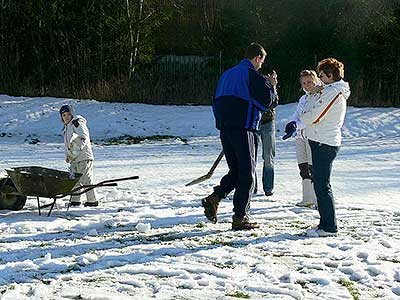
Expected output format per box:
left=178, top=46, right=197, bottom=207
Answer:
left=296, top=179, right=317, bottom=208
left=305, top=179, right=317, bottom=208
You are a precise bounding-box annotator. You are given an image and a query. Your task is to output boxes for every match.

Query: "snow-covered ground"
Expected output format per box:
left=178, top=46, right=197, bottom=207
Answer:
left=0, top=95, right=399, bottom=300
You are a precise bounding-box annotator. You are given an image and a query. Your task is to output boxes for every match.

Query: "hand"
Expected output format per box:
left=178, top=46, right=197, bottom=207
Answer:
left=266, top=70, right=278, bottom=87
left=282, top=121, right=297, bottom=140
left=309, top=84, right=323, bottom=94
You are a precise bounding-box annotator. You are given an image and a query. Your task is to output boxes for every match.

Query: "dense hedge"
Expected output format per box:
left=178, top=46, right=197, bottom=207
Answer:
left=0, top=0, right=399, bottom=106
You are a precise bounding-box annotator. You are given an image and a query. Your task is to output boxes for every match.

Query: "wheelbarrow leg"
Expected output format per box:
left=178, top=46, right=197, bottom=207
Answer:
left=66, top=196, right=72, bottom=212
left=47, top=198, right=57, bottom=217
left=37, top=196, right=41, bottom=216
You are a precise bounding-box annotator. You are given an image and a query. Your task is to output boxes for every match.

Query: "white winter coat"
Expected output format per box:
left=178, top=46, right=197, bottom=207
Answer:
left=290, top=92, right=310, bottom=139
left=300, top=80, right=350, bottom=147
left=63, top=115, right=94, bottom=163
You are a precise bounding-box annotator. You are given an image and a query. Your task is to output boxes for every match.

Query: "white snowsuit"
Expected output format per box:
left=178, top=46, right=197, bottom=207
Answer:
left=63, top=115, right=97, bottom=203
left=290, top=92, right=317, bottom=207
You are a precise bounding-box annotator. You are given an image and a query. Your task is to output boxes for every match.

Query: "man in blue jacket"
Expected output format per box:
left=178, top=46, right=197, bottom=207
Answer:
left=202, top=43, right=278, bottom=230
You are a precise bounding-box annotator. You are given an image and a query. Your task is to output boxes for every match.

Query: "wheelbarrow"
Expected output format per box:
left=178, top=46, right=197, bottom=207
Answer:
left=3, top=166, right=139, bottom=216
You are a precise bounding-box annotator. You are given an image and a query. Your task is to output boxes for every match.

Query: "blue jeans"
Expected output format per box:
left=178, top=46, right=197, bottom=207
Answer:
left=259, top=120, right=275, bottom=193
left=309, top=140, right=339, bottom=233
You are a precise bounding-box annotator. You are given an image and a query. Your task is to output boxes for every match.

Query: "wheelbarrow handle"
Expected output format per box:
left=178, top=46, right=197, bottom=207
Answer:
left=55, top=182, right=118, bottom=198
left=96, top=175, right=139, bottom=185
left=69, top=183, right=118, bottom=197
left=67, top=175, right=139, bottom=194
left=54, top=175, right=139, bottom=199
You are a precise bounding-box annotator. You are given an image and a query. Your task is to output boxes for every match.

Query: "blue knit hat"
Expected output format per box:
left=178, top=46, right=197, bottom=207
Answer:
left=59, top=104, right=74, bottom=116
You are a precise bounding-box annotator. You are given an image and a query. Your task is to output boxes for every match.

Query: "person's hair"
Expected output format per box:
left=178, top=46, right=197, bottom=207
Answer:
left=245, top=43, right=266, bottom=60
left=317, top=58, right=344, bottom=81
left=299, top=69, right=318, bottom=82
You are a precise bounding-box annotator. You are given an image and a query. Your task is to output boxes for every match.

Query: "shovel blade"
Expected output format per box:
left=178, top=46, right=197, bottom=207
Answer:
left=185, top=173, right=211, bottom=186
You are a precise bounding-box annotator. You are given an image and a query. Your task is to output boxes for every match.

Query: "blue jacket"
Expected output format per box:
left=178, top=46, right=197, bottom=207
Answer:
left=213, top=59, right=277, bottom=131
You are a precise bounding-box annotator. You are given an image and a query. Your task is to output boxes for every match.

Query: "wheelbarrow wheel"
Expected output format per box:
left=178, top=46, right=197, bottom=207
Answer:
left=0, top=178, right=27, bottom=211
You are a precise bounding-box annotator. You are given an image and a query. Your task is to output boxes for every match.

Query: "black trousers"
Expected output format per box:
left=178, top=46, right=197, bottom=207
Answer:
left=214, top=128, right=256, bottom=218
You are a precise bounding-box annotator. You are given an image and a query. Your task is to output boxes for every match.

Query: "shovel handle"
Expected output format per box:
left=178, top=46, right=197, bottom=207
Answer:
left=207, top=151, right=224, bottom=176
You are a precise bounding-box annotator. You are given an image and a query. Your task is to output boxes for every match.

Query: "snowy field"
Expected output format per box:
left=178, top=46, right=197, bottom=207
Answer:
left=0, top=95, right=400, bottom=300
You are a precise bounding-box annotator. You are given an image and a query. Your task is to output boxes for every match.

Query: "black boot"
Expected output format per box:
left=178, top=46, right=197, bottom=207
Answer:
left=201, top=193, right=221, bottom=223
left=232, top=215, right=260, bottom=230
left=84, top=201, right=99, bottom=207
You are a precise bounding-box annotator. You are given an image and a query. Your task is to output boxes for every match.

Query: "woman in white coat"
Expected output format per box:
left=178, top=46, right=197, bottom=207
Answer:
left=300, top=58, right=350, bottom=237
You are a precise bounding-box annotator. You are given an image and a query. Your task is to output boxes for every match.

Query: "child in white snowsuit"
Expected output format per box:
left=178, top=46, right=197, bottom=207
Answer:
left=283, top=70, right=320, bottom=208
left=60, top=105, right=98, bottom=207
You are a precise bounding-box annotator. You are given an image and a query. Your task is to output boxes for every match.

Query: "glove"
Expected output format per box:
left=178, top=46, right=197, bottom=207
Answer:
left=282, top=121, right=297, bottom=140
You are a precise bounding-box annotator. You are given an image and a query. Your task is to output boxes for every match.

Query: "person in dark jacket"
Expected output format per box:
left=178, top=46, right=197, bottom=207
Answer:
left=202, top=42, right=278, bottom=230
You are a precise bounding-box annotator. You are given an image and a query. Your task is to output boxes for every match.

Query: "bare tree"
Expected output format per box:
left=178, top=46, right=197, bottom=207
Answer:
left=126, top=0, right=144, bottom=81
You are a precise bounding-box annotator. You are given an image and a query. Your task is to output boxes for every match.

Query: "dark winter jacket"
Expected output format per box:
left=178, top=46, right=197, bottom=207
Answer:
left=212, top=59, right=278, bottom=131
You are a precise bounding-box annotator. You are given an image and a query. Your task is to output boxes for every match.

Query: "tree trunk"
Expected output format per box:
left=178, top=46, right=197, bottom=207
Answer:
left=132, top=0, right=144, bottom=77
left=126, top=0, right=143, bottom=81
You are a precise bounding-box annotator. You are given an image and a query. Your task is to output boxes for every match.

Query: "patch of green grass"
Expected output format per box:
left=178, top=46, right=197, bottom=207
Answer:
left=196, top=222, right=206, bottom=229
left=290, top=220, right=309, bottom=229
left=99, top=134, right=188, bottom=145
left=338, top=279, right=360, bottom=300
left=213, top=262, right=235, bottom=269
left=114, top=238, right=126, bottom=244
left=173, top=296, right=192, bottom=300
left=295, top=279, right=307, bottom=288
left=348, top=207, right=363, bottom=211
left=272, top=252, right=285, bottom=257
left=177, top=284, right=194, bottom=290
left=372, top=221, right=385, bottom=227
left=104, top=223, right=113, bottom=229
left=41, top=279, right=52, bottom=285
left=226, top=291, right=251, bottom=298
left=62, top=264, right=81, bottom=273
left=27, top=287, right=35, bottom=297
left=378, top=256, right=400, bottom=263
left=371, top=291, right=386, bottom=298
left=159, top=234, right=181, bottom=242
left=84, top=277, right=108, bottom=283
left=209, top=238, right=233, bottom=247
left=146, top=135, right=188, bottom=143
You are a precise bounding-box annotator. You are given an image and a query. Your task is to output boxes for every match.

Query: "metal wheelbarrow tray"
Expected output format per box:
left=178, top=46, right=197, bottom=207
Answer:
left=7, top=166, right=81, bottom=198
left=5, top=166, right=138, bottom=216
